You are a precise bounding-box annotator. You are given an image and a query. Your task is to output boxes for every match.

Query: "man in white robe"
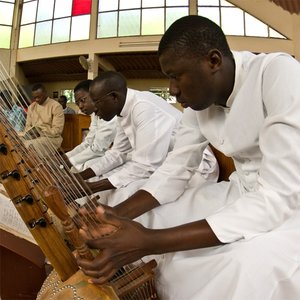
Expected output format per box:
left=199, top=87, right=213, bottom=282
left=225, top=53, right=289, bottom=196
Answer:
left=77, top=74, right=218, bottom=206
left=78, top=71, right=187, bottom=206
left=65, top=80, right=117, bottom=171
left=77, top=16, right=300, bottom=300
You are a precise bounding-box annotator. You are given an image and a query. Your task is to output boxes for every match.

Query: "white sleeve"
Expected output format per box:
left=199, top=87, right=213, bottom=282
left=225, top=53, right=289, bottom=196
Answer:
left=89, top=122, right=131, bottom=176
left=90, top=117, right=117, bottom=154
left=207, top=55, right=300, bottom=243
left=67, top=117, right=117, bottom=166
left=198, top=146, right=219, bottom=182
left=107, top=102, right=180, bottom=188
left=142, top=108, right=209, bottom=204
left=66, top=141, right=89, bottom=160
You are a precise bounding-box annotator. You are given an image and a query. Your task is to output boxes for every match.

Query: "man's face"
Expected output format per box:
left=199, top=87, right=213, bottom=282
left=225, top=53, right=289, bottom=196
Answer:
left=159, top=48, right=218, bottom=111
left=89, top=83, right=118, bottom=121
left=32, top=88, right=47, bottom=105
left=75, top=89, right=95, bottom=115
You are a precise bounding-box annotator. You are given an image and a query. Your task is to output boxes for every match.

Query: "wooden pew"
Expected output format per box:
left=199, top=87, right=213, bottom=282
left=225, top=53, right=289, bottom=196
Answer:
left=61, top=114, right=91, bottom=152
left=0, top=229, right=47, bottom=300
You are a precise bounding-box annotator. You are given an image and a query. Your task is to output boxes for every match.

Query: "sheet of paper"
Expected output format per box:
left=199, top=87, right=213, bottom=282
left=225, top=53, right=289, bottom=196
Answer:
left=0, top=184, right=36, bottom=244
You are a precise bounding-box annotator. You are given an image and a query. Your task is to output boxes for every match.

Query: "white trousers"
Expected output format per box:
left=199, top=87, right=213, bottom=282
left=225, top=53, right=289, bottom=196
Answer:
left=96, top=178, right=148, bottom=207
left=138, top=177, right=300, bottom=300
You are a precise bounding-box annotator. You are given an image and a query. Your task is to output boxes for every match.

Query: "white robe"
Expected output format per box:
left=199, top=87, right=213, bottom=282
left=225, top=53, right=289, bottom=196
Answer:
left=140, top=51, right=300, bottom=299
left=89, top=88, right=183, bottom=206
left=66, top=113, right=117, bottom=171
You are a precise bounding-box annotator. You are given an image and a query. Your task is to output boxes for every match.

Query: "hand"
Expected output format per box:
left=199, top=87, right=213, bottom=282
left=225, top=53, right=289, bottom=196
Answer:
left=85, top=178, right=115, bottom=194
left=69, top=172, right=93, bottom=197
left=77, top=206, right=152, bottom=284
left=60, top=152, right=73, bottom=168
left=74, top=201, right=116, bottom=231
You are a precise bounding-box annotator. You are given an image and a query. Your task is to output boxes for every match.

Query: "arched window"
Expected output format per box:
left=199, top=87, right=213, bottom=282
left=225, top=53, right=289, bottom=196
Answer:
left=19, top=0, right=92, bottom=48
left=97, top=0, right=189, bottom=38
left=17, top=0, right=286, bottom=49
left=0, top=0, right=15, bottom=49
left=197, top=0, right=285, bottom=38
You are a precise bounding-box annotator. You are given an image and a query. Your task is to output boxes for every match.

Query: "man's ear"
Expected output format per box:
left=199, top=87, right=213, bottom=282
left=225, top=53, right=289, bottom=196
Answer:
left=207, top=49, right=222, bottom=73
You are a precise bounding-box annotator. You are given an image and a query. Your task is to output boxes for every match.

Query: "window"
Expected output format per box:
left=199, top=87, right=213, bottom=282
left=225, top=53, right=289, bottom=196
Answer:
left=150, top=87, right=176, bottom=104
left=19, top=0, right=92, bottom=48
left=61, top=89, right=75, bottom=102
left=97, top=0, right=189, bottom=38
left=198, top=0, right=286, bottom=39
left=16, top=0, right=287, bottom=48
left=0, top=0, right=15, bottom=49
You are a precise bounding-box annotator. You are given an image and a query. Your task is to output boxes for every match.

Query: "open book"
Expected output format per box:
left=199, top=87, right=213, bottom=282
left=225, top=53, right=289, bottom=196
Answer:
left=0, top=183, right=36, bottom=244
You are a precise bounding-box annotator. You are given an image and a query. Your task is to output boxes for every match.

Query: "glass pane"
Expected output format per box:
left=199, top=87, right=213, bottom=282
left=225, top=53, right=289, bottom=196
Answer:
left=35, top=21, right=52, bottom=45
left=166, top=7, right=188, bottom=30
left=0, top=26, right=11, bottom=48
left=245, top=13, right=268, bottom=37
left=120, top=0, right=141, bottom=9
left=166, top=0, right=188, bottom=6
left=198, top=7, right=220, bottom=26
left=97, top=12, right=117, bottom=38
left=21, top=1, right=37, bottom=25
left=198, top=0, right=219, bottom=5
left=119, top=10, right=140, bottom=36
left=142, top=0, right=164, bottom=8
left=269, top=28, right=285, bottom=39
left=98, top=0, right=118, bottom=12
left=221, top=7, right=244, bottom=35
left=72, top=0, right=92, bottom=16
left=142, top=8, right=164, bottom=35
left=0, top=2, right=14, bottom=25
left=52, top=17, right=70, bottom=43
left=19, top=24, right=35, bottom=48
left=70, top=15, right=90, bottom=41
left=221, top=0, right=234, bottom=6
left=37, top=0, right=54, bottom=21
left=54, top=0, right=72, bottom=18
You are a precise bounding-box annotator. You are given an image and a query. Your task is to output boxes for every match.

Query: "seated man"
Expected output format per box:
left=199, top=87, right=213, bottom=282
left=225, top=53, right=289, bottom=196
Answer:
left=65, top=80, right=117, bottom=171
left=78, top=71, right=187, bottom=206
left=22, top=83, right=64, bottom=156
left=58, top=95, right=76, bottom=114
left=78, top=16, right=300, bottom=300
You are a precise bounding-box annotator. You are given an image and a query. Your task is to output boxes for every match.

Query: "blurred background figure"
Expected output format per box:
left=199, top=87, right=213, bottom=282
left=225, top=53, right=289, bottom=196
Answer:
left=0, top=89, right=26, bottom=132
left=58, top=95, right=75, bottom=114
left=22, top=83, right=64, bottom=156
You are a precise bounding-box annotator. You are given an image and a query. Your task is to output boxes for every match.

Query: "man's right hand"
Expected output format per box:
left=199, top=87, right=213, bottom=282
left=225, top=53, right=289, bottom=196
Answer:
left=77, top=206, right=153, bottom=284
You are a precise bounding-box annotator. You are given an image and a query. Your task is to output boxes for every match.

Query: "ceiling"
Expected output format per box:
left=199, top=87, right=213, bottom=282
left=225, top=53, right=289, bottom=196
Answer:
left=19, top=52, right=164, bottom=83
left=18, top=1, right=299, bottom=84
left=270, top=0, right=300, bottom=15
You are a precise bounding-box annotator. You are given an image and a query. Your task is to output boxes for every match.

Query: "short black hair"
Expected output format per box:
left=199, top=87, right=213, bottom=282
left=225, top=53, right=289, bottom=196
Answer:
left=158, top=15, right=232, bottom=59
left=32, top=83, right=46, bottom=92
left=74, top=80, right=93, bottom=93
left=59, top=95, right=68, bottom=102
left=91, top=71, right=127, bottom=94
